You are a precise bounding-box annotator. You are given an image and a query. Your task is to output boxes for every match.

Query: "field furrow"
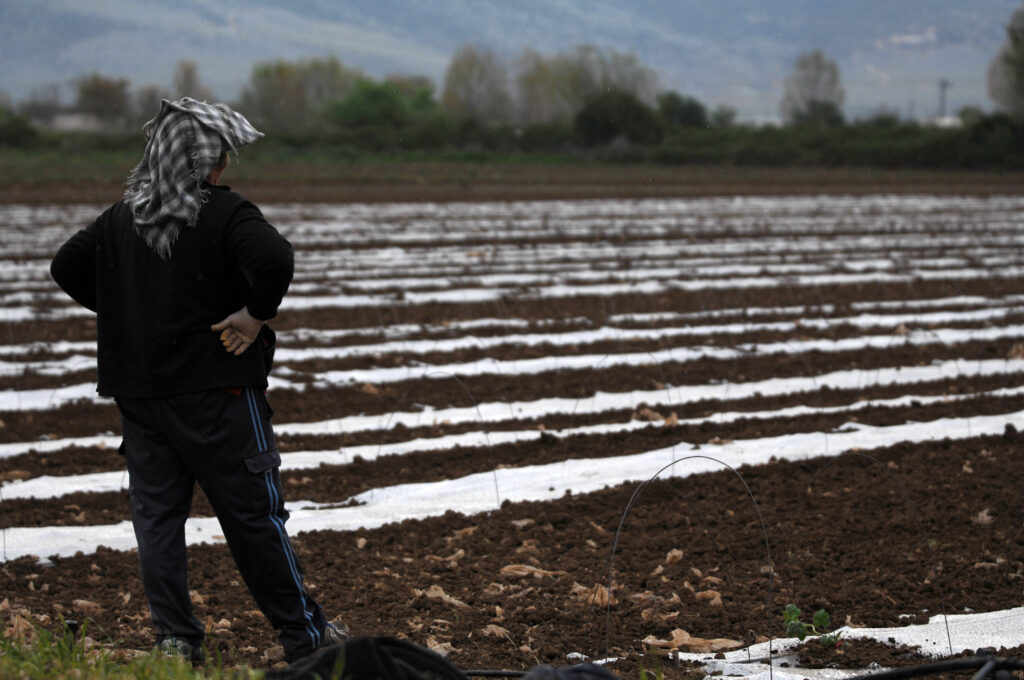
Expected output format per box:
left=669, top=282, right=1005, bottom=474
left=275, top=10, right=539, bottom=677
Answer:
left=1, top=194, right=1023, bottom=674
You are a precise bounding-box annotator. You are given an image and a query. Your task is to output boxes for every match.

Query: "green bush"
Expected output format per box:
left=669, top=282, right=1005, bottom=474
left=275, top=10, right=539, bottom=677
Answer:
left=574, top=90, right=664, bottom=147
left=650, top=115, right=1024, bottom=169
left=325, top=79, right=409, bottom=130
left=10, top=104, right=1024, bottom=169
left=0, top=108, right=38, bottom=147
left=516, top=122, right=574, bottom=152
left=658, top=91, right=708, bottom=129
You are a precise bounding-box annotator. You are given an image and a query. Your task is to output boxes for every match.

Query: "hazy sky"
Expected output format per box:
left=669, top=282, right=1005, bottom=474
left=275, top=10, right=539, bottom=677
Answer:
left=2, top=0, right=1021, bottom=123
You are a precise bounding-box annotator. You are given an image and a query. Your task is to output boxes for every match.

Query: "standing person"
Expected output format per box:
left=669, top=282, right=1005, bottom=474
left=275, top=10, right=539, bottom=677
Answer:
left=49, top=97, right=348, bottom=665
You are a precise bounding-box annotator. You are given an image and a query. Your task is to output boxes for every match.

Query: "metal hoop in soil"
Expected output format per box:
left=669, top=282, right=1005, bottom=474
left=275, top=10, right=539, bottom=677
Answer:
left=597, top=455, right=775, bottom=670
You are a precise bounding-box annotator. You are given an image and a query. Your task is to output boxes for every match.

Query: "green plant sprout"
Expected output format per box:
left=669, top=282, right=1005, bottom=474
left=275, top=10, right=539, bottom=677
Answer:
left=783, top=604, right=842, bottom=648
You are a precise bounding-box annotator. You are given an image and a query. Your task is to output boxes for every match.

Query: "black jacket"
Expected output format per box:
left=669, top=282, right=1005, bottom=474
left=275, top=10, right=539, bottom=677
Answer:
left=50, top=184, right=293, bottom=398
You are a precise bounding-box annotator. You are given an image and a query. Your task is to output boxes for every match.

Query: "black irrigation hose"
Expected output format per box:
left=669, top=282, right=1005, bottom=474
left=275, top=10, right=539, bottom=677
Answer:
left=464, top=656, right=1024, bottom=680
left=843, top=656, right=1024, bottom=680
left=971, top=659, right=997, bottom=680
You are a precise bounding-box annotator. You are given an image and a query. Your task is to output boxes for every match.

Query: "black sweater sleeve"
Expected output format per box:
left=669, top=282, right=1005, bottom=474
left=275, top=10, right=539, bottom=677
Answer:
left=225, top=200, right=294, bottom=321
left=50, top=216, right=100, bottom=312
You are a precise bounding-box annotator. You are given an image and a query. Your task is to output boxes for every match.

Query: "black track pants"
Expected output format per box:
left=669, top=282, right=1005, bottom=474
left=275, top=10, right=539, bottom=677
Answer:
left=117, top=388, right=327, bottom=659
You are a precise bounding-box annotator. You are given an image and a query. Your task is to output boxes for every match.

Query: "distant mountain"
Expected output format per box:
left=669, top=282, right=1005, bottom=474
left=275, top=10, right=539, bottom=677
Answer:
left=1, top=0, right=1018, bottom=123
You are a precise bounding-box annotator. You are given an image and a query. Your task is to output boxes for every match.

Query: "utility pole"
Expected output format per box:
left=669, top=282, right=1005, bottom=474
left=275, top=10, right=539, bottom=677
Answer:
left=938, top=78, right=951, bottom=118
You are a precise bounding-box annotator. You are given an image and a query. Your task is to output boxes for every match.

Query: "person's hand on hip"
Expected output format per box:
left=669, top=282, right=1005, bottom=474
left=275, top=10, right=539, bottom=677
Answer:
left=211, top=307, right=264, bottom=355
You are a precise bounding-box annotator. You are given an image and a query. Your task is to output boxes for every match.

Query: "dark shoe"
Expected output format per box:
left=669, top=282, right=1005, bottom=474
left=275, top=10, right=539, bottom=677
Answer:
left=282, top=621, right=350, bottom=664
left=322, top=620, right=350, bottom=647
left=157, top=636, right=204, bottom=666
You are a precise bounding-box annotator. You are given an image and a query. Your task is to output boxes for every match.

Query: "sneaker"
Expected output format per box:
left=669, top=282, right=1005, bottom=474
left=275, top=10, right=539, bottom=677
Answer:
left=157, top=636, right=205, bottom=665
left=283, top=620, right=351, bottom=664
left=321, top=620, right=350, bottom=647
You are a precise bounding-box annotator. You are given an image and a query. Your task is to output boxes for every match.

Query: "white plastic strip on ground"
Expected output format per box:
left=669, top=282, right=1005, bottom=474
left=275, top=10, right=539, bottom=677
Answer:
left=0, top=341, right=96, bottom=357
left=271, top=308, right=1018, bottom=364
left=0, top=294, right=1018, bottom=369
left=0, top=306, right=91, bottom=322
left=273, top=295, right=1020, bottom=346
left=0, top=376, right=317, bottom=412
left=12, top=194, right=1024, bottom=240
left=275, top=357, right=1024, bottom=434
left=284, top=250, right=1013, bottom=281
left=0, top=355, right=96, bottom=377
left=30, top=230, right=1024, bottom=312
left=277, top=266, right=1024, bottom=309
left=283, top=255, right=1011, bottom=293
left=285, top=244, right=1018, bottom=282
left=5, top=298, right=1018, bottom=365
left=310, top=325, right=1024, bottom=387
left=0, top=382, right=105, bottom=412
left=0, top=421, right=650, bottom=501
left=275, top=215, right=1023, bottom=243
left=0, top=357, right=1018, bottom=454
left=281, top=222, right=1024, bottom=249
left=6, top=382, right=1024, bottom=502
left=687, top=607, right=1024, bottom=680
left=284, top=234, right=1021, bottom=269
left=284, top=254, right=896, bottom=284
left=3, top=408, right=1022, bottom=562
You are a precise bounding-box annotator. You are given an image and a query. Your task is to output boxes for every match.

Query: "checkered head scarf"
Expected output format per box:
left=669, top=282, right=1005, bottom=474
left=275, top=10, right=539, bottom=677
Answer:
left=124, top=97, right=263, bottom=259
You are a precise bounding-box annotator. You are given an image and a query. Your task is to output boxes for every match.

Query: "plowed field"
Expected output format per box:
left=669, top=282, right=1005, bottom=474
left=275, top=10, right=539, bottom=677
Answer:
left=2, top=194, right=1024, bottom=677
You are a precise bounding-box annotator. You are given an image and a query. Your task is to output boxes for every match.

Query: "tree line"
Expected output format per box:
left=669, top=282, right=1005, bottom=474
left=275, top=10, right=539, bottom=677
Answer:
left=5, top=2, right=1024, bottom=170
left=2, top=46, right=733, bottom=149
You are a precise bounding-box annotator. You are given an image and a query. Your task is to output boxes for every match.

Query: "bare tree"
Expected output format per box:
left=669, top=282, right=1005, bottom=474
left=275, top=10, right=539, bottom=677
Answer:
left=302, top=57, right=361, bottom=110
left=593, top=46, right=658, bottom=104
left=75, top=73, right=132, bottom=131
left=19, top=84, right=61, bottom=125
left=515, top=45, right=658, bottom=125
left=132, top=84, right=172, bottom=129
left=441, top=45, right=512, bottom=124
left=988, top=3, right=1024, bottom=122
left=172, top=60, right=214, bottom=101
left=780, top=49, right=845, bottom=126
left=515, top=49, right=567, bottom=124
left=710, top=104, right=738, bottom=127
left=239, top=56, right=361, bottom=133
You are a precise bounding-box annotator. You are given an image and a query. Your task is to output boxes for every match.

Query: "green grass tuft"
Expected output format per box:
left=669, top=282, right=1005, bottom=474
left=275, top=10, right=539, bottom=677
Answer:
left=0, top=617, right=262, bottom=679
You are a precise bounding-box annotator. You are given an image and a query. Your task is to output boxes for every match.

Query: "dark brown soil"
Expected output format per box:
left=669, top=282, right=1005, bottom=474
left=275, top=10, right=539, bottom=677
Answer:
left=3, top=187, right=1024, bottom=679
left=3, top=429, right=1023, bottom=677
left=269, top=277, right=1024, bottom=333
left=794, top=638, right=931, bottom=668
left=1, top=334, right=1018, bottom=445
left=5, top=315, right=1016, bottom=396
left=5, top=390, right=1024, bottom=530
left=9, top=165, right=1024, bottom=206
